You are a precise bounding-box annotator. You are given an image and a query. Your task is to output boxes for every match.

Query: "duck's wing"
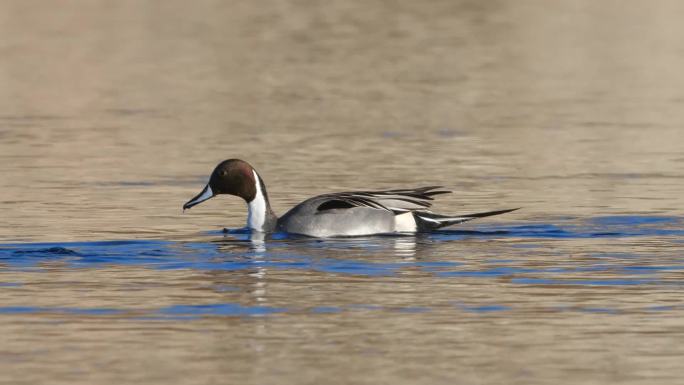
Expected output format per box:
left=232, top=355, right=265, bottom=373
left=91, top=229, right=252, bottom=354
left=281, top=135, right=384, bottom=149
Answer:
left=314, top=186, right=451, bottom=214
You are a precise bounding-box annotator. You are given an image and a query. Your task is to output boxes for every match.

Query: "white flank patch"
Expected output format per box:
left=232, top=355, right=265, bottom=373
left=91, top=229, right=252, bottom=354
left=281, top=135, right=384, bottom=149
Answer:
left=247, top=170, right=267, bottom=232
left=394, top=212, right=417, bottom=232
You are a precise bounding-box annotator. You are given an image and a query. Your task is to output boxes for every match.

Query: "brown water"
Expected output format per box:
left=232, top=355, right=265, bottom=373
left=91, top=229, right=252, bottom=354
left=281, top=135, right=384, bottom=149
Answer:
left=2, top=1, right=684, bottom=384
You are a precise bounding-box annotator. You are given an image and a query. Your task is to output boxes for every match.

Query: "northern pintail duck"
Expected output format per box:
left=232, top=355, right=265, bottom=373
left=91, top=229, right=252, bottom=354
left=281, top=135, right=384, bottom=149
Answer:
left=183, top=159, right=518, bottom=237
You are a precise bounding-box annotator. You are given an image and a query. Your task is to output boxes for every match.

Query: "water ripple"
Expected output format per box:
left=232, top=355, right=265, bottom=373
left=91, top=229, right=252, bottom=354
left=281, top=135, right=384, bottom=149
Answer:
left=0, top=216, right=682, bottom=289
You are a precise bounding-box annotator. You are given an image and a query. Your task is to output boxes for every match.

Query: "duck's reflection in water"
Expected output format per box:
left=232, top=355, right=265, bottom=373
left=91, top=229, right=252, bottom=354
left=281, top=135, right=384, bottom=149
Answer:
left=247, top=232, right=268, bottom=304
left=248, top=231, right=266, bottom=253
left=213, top=230, right=424, bottom=262
left=392, top=236, right=417, bottom=260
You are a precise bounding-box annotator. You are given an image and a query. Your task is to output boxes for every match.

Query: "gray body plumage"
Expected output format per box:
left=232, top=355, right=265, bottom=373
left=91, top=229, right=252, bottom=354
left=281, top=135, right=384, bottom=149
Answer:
left=277, top=197, right=399, bottom=237
left=274, top=187, right=518, bottom=237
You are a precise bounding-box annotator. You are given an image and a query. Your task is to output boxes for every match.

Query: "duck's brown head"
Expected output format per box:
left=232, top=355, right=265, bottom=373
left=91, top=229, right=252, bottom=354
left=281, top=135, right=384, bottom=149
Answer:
left=183, top=159, right=259, bottom=210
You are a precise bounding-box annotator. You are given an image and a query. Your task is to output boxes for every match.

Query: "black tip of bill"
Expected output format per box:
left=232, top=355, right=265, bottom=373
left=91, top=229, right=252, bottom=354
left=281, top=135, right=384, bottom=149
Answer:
left=183, top=184, right=214, bottom=211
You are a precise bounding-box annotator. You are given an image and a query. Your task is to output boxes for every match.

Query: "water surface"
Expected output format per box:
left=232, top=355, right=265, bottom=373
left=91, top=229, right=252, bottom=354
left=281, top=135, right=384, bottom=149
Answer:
left=1, top=1, right=684, bottom=384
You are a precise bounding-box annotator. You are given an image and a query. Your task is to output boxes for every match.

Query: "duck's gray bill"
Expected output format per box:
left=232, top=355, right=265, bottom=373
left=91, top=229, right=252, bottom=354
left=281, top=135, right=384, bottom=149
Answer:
left=183, top=185, right=214, bottom=210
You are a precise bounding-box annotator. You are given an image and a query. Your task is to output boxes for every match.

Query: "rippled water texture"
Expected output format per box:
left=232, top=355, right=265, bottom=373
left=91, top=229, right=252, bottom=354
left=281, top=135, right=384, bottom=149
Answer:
left=2, top=1, right=684, bottom=384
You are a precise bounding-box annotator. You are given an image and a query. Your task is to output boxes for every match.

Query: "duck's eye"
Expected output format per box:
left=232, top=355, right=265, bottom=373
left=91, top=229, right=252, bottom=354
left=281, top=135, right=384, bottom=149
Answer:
left=219, top=170, right=227, bottom=177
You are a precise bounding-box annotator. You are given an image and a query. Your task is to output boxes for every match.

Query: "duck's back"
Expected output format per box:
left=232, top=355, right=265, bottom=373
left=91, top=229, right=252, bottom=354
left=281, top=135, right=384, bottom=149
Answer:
left=277, top=196, right=397, bottom=237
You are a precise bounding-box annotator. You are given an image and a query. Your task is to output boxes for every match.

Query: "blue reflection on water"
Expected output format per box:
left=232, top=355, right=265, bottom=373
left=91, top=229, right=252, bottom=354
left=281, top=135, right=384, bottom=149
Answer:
left=0, top=216, right=682, bottom=275
left=161, top=303, right=284, bottom=316
left=0, top=215, right=683, bottom=318
left=0, top=302, right=679, bottom=318
left=0, top=306, right=123, bottom=315
left=590, top=216, right=677, bottom=226
left=462, top=305, right=511, bottom=313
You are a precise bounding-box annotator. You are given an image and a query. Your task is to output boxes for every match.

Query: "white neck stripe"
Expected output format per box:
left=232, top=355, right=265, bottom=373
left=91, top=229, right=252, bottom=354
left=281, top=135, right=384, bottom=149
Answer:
left=247, top=170, right=267, bottom=232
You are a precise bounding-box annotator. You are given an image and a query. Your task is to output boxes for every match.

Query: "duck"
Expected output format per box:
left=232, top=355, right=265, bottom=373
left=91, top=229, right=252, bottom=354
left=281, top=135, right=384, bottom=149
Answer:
left=183, top=159, right=518, bottom=237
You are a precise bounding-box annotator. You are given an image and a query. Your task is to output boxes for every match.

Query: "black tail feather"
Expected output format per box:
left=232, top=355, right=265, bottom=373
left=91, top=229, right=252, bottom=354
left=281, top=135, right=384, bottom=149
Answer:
left=414, top=208, right=520, bottom=231
left=460, top=207, right=521, bottom=219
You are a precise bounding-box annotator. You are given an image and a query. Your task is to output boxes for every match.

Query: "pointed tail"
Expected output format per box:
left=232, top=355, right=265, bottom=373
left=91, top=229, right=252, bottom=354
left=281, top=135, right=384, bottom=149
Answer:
left=415, top=208, right=520, bottom=231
